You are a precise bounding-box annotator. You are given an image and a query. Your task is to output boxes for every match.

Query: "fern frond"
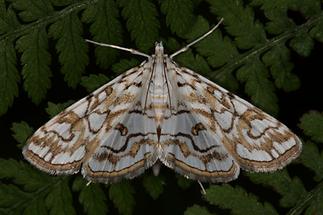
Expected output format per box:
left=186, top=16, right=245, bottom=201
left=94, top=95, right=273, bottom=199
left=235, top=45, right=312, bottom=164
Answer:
left=83, top=0, right=122, bottom=68
left=0, top=159, right=73, bottom=214
left=46, top=101, right=74, bottom=118
left=176, top=51, right=212, bottom=76
left=118, top=0, right=159, bottom=51
left=73, top=177, right=108, bottom=215
left=0, top=184, right=34, bottom=214
left=250, top=0, right=295, bottom=34
left=81, top=73, right=109, bottom=92
left=16, top=28, right=52, bottom=104
left=0, top=40, right=20, bottom=116
left=0, top=0, right=96, bottom=116
left=299, top=111, right=323, bottom=143
left=237, top=57, right=278, bottom=114
left=196, top=22, right=239, bottom=68
left=0, top=159, right=52, bottom=191
left=11, top=121, right=34, bottom=147
left=0, top=2, right=20, bottom=34
left=109, top=181, right=135, bottom=215
left=206, top=184, right=278, bottom=214
left=208, top=0, right=267, bottom=49
left=247, top=170, right=306, bottom=208
left=177, top=175, right=193, bottom=190
left=287, top=181, right=323, bottom=215
left=49, top=13, right=88, bottom=88
left=142, top=174, right=165, bottom=199
left=45, top=178, right=76, bottom=215
left=262, top=45, right=300, bottom=92
left=289, top=32, right=314, bottom=57
left=206, top=0, right=323, bottom=114
left=12, top=0, right=54, bottom=22
left=0, top=3, right=20, bottom=116
left=161, top=0, right=194, bottom=37
left=112, top=59, right=140, bottom=74
left=299, top=142, right=323, bottom=181
left=184, top=205, right=213, bottom=215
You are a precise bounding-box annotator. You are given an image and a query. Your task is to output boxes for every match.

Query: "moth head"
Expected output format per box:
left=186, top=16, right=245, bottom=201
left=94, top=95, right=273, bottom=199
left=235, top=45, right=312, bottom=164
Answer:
left=154, top=41, right=164, bottom=56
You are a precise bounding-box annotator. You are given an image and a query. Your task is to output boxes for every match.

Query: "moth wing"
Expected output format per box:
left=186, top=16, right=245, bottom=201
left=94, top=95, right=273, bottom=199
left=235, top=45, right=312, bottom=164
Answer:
left=23, top=62, right=159, bottom=182
left=160, top=60, right=301, bottom=182
left=158, top=61, right=240, bottom=183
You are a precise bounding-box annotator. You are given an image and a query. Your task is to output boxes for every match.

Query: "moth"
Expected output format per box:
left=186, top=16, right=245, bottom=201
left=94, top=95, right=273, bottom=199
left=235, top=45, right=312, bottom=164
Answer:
left=23, top=19, right=302, bottom=183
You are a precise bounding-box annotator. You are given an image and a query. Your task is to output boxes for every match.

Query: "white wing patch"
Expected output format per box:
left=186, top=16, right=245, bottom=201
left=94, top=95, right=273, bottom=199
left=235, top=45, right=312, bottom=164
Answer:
left=24, top=62, right=160, bottom=182
left=166, top=64, right=301, bottom=179
left=23, top=41, right=302, bottom=183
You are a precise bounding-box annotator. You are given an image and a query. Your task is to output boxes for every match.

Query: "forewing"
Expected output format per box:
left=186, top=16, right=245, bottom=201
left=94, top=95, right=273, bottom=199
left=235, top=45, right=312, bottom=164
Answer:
left=162, top=60, right=301, bottom=182
left=156, top=60, right=239, bottom=183
left=23, top=61, right=158, bottom=182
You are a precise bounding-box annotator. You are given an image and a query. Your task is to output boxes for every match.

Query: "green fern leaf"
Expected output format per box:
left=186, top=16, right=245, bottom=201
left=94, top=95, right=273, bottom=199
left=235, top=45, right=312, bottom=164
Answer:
left=289, top=0, right=321, bottom=17
left=206, top=0, right=318, bottom=114
left=161, top=0, right=194, bottom=37
left=176, top=50, right=239, bottom=93
left=0, top=184, right=33, bottom=214
left=142, top=174, right=165, bottom=199
left=12, top=0, right=54, bottom=22
left=177, top=176, right=193, bottom=190
left=0, top=159, right=52, bottom=191
left=16, top=28, right=52, bottom=104
left=250, top=0, right=294, bottom=35
left=118, top=0, right=159, bottom=51
left=81, top=74, right=109, bottom=92
left=0, top=159, right=61, bottom=214
left=288, top=181, right=323, bottom=215
left=208, top=0, right=267, bottom=49
left=197, top=26, right=239, bottom=68
left=304, top=186, right=323, bottom=215
left=0, top=159, right=78, bottom=214
left=184, top=205, right=213, bottom=215
left=46, top=101, right=74, bottom=118
left=195, top=22, right=239, bottom=91
left=309, top=19, right=323, bottom=42
left=45, top=178, right=76, bottom=215
left=299, top=142, right=323, bottom=181
left=262, top=45, right=300, bottom=92
left=182, top=16, right=209, bottom=41
left=109, top=181, right=135, bottom=215
left=236, top=57, right=278, bottom=115
left=11, top=121, right=33, bottom=146
left=23, top=196, right=47, bottom=215
left=176, top=51, right=212, bottom=76
left=83, top=0, right=122, bottom=68
left=206, top=184, right=278, bottom=215
left=247, top=170, right=306, bottom=207
left=0, top=40, right=20, bottom=116
left=72, top=177, right=108, bottom=215
left=112, top=59, right=140, bottom=74
left=49, top=13, right=88, bottom=88
left=289, top=32, right=314, bottom=57
left=299, top=111, right=323, bottom=143
left=0, top=2, right=20, bottom=34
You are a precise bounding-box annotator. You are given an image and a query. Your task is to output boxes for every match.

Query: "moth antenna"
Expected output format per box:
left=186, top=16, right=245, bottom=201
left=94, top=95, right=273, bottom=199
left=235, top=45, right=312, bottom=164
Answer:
left=85, top=39, right=151, bottom=59
left=170, top=18, right=224, bottom=58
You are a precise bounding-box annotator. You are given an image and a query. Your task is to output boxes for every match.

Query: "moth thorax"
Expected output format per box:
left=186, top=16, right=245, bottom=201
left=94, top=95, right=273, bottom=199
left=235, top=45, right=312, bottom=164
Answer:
left=154, top=42, right=164, bottom=56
